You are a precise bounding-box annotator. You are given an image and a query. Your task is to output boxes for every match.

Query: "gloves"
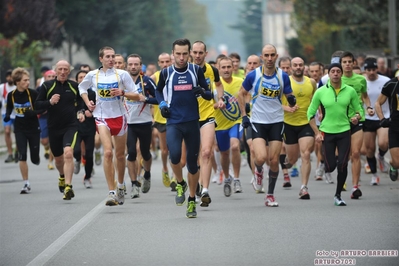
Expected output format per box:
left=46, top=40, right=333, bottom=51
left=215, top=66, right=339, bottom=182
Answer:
left=242, top=116, right=251, bottom=128
left=24, top=109, right=36, bottom=118
left=159, top=101, right=170, bottom=118
left=245, top=103, right=251, bottom=114
left=192, top=86, right=205, bottom=97
left=380, top=118, right=390, bottom=128
left=287, top=95, right=296, bottom=107
left=3, top=115, right=10, bottom=122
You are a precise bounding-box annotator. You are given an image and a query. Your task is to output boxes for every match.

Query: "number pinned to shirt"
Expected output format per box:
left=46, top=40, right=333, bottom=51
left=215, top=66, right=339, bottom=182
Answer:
left=98, top=89, right=112, bottom=98
left=260, top=87, right=280, bottom=98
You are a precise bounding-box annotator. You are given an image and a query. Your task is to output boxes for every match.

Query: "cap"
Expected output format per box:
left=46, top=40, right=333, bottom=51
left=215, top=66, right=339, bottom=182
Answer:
left=363, top=58, right=377, bottom=69
left=44, top=70, right=56, bottom=76
left=328, top=63, right=343, bottom=73
left=40, top=66, right=50, bottom=73
left=330, top=57, right=340, bottom=64
left=5, top=69, right=13, bottom=76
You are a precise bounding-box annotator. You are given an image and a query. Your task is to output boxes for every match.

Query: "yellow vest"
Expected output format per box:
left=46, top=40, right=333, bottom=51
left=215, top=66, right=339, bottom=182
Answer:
left=214, top=77, right=242, bottom=130
left=283, top=76, right=314, bottom=126
left=152, top=70, right=167, bottom=124
left=198, top=63, right=216, bottom=121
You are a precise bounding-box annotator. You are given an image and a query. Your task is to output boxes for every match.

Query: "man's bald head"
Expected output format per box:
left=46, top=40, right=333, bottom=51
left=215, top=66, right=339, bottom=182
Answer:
left=55, top=60, right=72, bottom=82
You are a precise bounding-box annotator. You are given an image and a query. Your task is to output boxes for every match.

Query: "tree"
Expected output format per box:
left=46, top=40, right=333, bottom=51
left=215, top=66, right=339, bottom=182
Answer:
left=231, top=0, right=263, bottom=55
left=0, top=0, right=59, bottom=44
left=290, top=0, right=399, bottom=63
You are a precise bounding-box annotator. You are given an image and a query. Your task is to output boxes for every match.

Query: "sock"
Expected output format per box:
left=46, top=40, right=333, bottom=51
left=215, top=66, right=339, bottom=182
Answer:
left=301, top=184, right=306, bottom=189
left=144, top=171, right=151, bottom=180
left=178, top=180, right=186, bottom=186
left=366, top=156, right=377, bottom=173
left=267, top=170, right=278, bottom=194
left=117, top=182, right=124, bottom=189
left=188, top=196, right=196, bottom=202
left=60, top=174, right=65, bottom=178
left=255, top=163, right=263, bottom=173
left=109, top=190, right=116, bottom=195
left=202, top=187, right=208, bottom=194
left=234, top=177, right=239, bottom=181
left=25, top=180, right=30, bottom=185
left=378, top=148, right=387, bottom=157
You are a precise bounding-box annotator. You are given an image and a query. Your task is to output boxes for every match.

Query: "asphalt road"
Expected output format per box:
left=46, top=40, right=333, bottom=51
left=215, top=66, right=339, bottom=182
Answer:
left=0, top=148, right=398, bottom=266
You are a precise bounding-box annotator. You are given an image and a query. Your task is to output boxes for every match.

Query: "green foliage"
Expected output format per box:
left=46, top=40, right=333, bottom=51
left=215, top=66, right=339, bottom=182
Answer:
left=290, top=0, right=399, bottom=63
left=0, top=33, right=49, bottom=73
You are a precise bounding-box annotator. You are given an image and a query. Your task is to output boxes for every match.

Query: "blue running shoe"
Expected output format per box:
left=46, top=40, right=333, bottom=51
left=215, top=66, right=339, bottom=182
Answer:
left=291, top=167, right=299, bottom=177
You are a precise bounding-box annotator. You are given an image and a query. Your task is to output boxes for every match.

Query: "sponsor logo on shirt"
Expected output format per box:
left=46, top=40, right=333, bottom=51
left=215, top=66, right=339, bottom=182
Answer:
left=174, top=84, right=192, bottom=91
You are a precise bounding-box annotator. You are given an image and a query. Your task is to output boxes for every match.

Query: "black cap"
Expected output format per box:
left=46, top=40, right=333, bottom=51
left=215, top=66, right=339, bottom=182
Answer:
left=328, top=63, right=343, bottom=73
left=5, top=69, right=13, bottom=76
left=40, top=66, right=50, bottom=73
left=364, top=58, right=377, bottom=69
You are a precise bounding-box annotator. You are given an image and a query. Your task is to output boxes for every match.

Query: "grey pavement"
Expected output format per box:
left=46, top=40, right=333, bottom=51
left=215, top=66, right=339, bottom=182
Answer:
left=0, top=137, right=398, bottom=266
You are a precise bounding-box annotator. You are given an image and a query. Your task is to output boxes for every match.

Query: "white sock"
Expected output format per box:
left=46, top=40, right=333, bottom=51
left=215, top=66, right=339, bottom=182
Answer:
left=234, top=177, right=239, bottom=181
left=25, top=180, right=30, bottom=185
left=301, top=184, right=306, bottom=189
left=117, top=182, right=124, bottom=189
left=202, top=187, right=208, bottom=194
left=109, top=190, right=116, bottom=194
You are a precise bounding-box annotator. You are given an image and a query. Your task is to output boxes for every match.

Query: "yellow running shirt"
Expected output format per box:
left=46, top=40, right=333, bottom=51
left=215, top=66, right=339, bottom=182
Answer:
left=152, top=70, right=166, bottom=124
left=198, top=63, right=216, bottom=121
left=283, top=76, right=315, bottom=126
left=214, top=77, right=242, bottom=131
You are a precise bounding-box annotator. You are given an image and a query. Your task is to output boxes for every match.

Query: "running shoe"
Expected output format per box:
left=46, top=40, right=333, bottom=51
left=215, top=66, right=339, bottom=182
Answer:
left=350, top=187, right=362, bottom=199
left=4, top=154, right=13, bottom=163
left=200, top=191, right=212, bottom=207
left=20, top=184, right=31, bottom=194
left=212, top=170, right=220, bottom=183
left=162, top=171, right=170, bottom=187
left=142, top=174, right=151, bottom=193
left=315, top=164, right=324, bottom=181
left=63, top=185, right=75, bottom=200
left=389, top=166, right=398, bottom=181
left=217, top=170, right=224, bottom=185
left=224, top=176, right=232, bottom=197
left=131, top=183, right=140, bottom=199
left=74, top=160, right=80, bottom=175
left=233, top=179, right=242, bottom=193
left=364, top=163, right=371, bottom=174
left=324, top=172, right=334, bottom=184
left=291, top=167, right=299, bottom=177
left=58, top=177, right=65, bottom=193
left=83, top=177, right=92, bottom=189
left=175, top=182, right=187, bottom=206
left=370, top=174, right=380, bottom=186
left=334, top=196, right=346, bottom=206
left=283, top=175, right=292, bottom=188
left=378, top=155, right=388, bottom=173
left=94, top=151, right=101, bottom=166
left=284, top=157, right=293, bottom=169
left=48, top=163, right=54, bottom=170
left=252, top=168, right=264, bottom=193
left=186, top=200, right=197, bottom=218
left=265, top=194, right=279, bottom=207
left=170, top=177, right=177, bottom=191
left=299, top=186, right=310, bottom=199
left=117, top=188, right=125, bottom=205
left=105, top=192, right=118, bottom=206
